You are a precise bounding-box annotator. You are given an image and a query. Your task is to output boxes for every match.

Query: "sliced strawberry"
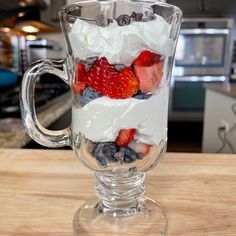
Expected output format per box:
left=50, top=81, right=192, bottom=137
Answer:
left=133, top=50, right=163, bottom=93
left=72, top=81, right=87, bottom=95
left=115, top=128, right=136, bottom=147
left=133, top=60, right=163, bottom=93
left=77, top=63, right=86, bottom=82
left=133, top=50, right=161, bottom=67
left=128, top=141, right=151, bottom=156
left=85, top=58, right=139, bottom=99
left=72, top=63, right=87, bottom=95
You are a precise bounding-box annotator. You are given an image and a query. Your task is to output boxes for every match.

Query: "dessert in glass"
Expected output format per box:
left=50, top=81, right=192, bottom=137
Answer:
left=20, top=1, right=182, bottom=235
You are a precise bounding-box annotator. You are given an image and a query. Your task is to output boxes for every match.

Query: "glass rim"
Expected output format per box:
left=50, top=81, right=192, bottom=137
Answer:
left=58, top=0, right=182, bottom=18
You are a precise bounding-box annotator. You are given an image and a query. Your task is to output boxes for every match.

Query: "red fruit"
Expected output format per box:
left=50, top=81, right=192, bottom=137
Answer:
left=128, top=141, right=151, bottom=156
left=134, top=60, right=163, bottom=93
left=115, top=128, right=136, bottom=147
left=72, top=63, right=87, bottom=95
left=77, top=63, right=86, bottom=82
left=133, top=50, right=163, bottom=93
left=85, top=57, right=139, bottom=99
left=72, top=81, right=87, bottom=95
left=133, top=50, right=161, bottom=67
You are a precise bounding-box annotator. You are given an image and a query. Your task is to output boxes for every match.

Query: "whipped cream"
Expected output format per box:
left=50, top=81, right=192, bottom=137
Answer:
left=70, top=16, right=171, bottom=66
left=72, top=83, right=169, bottom=145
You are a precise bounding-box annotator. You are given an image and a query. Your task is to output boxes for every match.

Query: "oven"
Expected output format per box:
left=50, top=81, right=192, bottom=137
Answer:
left=169, top=18, right=234, bottom=121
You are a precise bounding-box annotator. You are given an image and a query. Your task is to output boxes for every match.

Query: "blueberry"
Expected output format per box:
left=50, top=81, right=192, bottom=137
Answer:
left=95, top=142, right=118, bottom=166
left=130, top=11, right=143, bottom=22
left=96, top=154, right=107, bottom=167
left=119, top=147, right=137, bottom=164
left=116, top=14, right=131, bottom=26
left=80, top=88, right=102, bottom=107
left=133, top=91, right=152, bottom=100
left=85, top=139, right=97, bottom=156
left=114, top=64, right=126, bottom=72
left=143, top=11, right=156, bottom=22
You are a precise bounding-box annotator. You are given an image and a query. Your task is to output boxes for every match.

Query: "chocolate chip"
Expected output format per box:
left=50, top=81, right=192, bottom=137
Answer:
left=130, top=11, right=143, bottom=22
left=130, top=11, right=136, bottom=19
left=137, top=153, right=144, bottom=160
left=143, top=11, right=156, bottom=22
left=86, top=56, right=98, bottom=65
left=116, top=14, right=131, bottom=26
left=96, top=15, right=109, bottom=27
left=85, top=64, right=91, bottom=71
left=82, top=56, right=98, bottom=71
left=75, top=57, right=81, bottom=64
left=114, top=64, right=126, bottom=71
left=114, top=151, right=124, bottom=163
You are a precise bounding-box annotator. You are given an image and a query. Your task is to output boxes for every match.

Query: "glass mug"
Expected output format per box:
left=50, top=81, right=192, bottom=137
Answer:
left=20, top=1, right=182, bottom=235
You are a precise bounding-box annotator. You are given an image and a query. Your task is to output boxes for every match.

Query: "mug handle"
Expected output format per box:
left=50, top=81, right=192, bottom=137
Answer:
left=20, top=59, right=71, bottom=147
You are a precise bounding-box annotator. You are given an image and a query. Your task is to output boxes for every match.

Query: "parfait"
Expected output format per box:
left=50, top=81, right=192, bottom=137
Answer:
left=70, top=10, right=171, bottom=169
left=20, top=1, right=182, bottom=234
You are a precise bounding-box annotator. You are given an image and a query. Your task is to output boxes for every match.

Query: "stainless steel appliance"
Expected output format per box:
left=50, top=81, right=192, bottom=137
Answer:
left=0, top=27, right=27, bottom=82
left=169, top=18, right=234, bottom=121
left=26, top=39, right=62, bottom=64
left=0, top=83, right=69, bottom=118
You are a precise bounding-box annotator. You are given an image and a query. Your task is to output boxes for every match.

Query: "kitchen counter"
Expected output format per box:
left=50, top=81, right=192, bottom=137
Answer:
left=0, top=149, right=235, bottom=235
left=204, top=83, right=236, bottom=99
left=0, top=92, right=71, bottom=148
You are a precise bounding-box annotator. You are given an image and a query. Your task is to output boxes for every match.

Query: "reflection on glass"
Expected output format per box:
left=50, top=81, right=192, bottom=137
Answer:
left=176, top=35, right=225, bottom=66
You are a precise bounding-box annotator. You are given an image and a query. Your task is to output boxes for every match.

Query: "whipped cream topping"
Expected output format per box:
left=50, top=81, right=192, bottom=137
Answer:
left=70, top=16, right=171, bottom=66
left=72, top=83, right=169, bottom=145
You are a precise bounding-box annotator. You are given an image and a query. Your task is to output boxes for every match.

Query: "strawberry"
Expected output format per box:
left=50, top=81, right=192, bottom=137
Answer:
left=72, top=81, right=87, bottom=95
left=115, top=128, right=136, bottom=147
left=77, top=63, right=86, bottom=82
left=128, top=141, right=151, bottom=156
left=133, top=50, right=161, bottom=67
left=85, top=58, right=139, bottom=99
left=133, top=50, right=163, bottom=93
left=133, top=60, right=163, bottom=93
left=72, top=63, right=87, bottom=95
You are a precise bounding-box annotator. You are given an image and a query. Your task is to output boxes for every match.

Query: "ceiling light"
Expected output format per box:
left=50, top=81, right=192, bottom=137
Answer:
left=26, top=35, right=37, bottom=40
left=1, top=28, right=10, bottom=33
left=18, top=12, right=26, bottom=17
left=22, top=25, right=39, bottom=33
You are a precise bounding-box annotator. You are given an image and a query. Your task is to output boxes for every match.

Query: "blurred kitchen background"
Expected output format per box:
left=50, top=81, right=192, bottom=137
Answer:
left=0, top=0, right=236, bottom=154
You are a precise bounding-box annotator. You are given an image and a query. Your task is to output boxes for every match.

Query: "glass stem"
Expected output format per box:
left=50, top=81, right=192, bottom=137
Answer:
left=95, top=169, right=145, bottom=216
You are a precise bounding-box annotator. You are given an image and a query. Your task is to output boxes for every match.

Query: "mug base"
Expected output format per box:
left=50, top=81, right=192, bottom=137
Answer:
left=73, top=196, right=168, bottom=236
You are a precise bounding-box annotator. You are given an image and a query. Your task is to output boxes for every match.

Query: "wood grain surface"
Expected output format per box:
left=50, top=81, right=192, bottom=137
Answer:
left=0, top=149, right=235, bottom=236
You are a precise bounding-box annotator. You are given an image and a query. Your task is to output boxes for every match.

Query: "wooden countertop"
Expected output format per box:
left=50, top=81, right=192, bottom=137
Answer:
left=204, top=83, right=236, bottom=99
left=0, top=149, right=235, bottom=236
left=0, top=93, right=71, bottom=148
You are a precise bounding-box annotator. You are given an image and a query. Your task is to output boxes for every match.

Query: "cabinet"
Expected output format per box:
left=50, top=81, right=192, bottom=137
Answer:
left=204, top=0, right=236, bottom=15
left=202, top=87, right=236, bottom=153
left=167, top=0, right=236, bottom=16
left=167, top=0, right=202, bottom=16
